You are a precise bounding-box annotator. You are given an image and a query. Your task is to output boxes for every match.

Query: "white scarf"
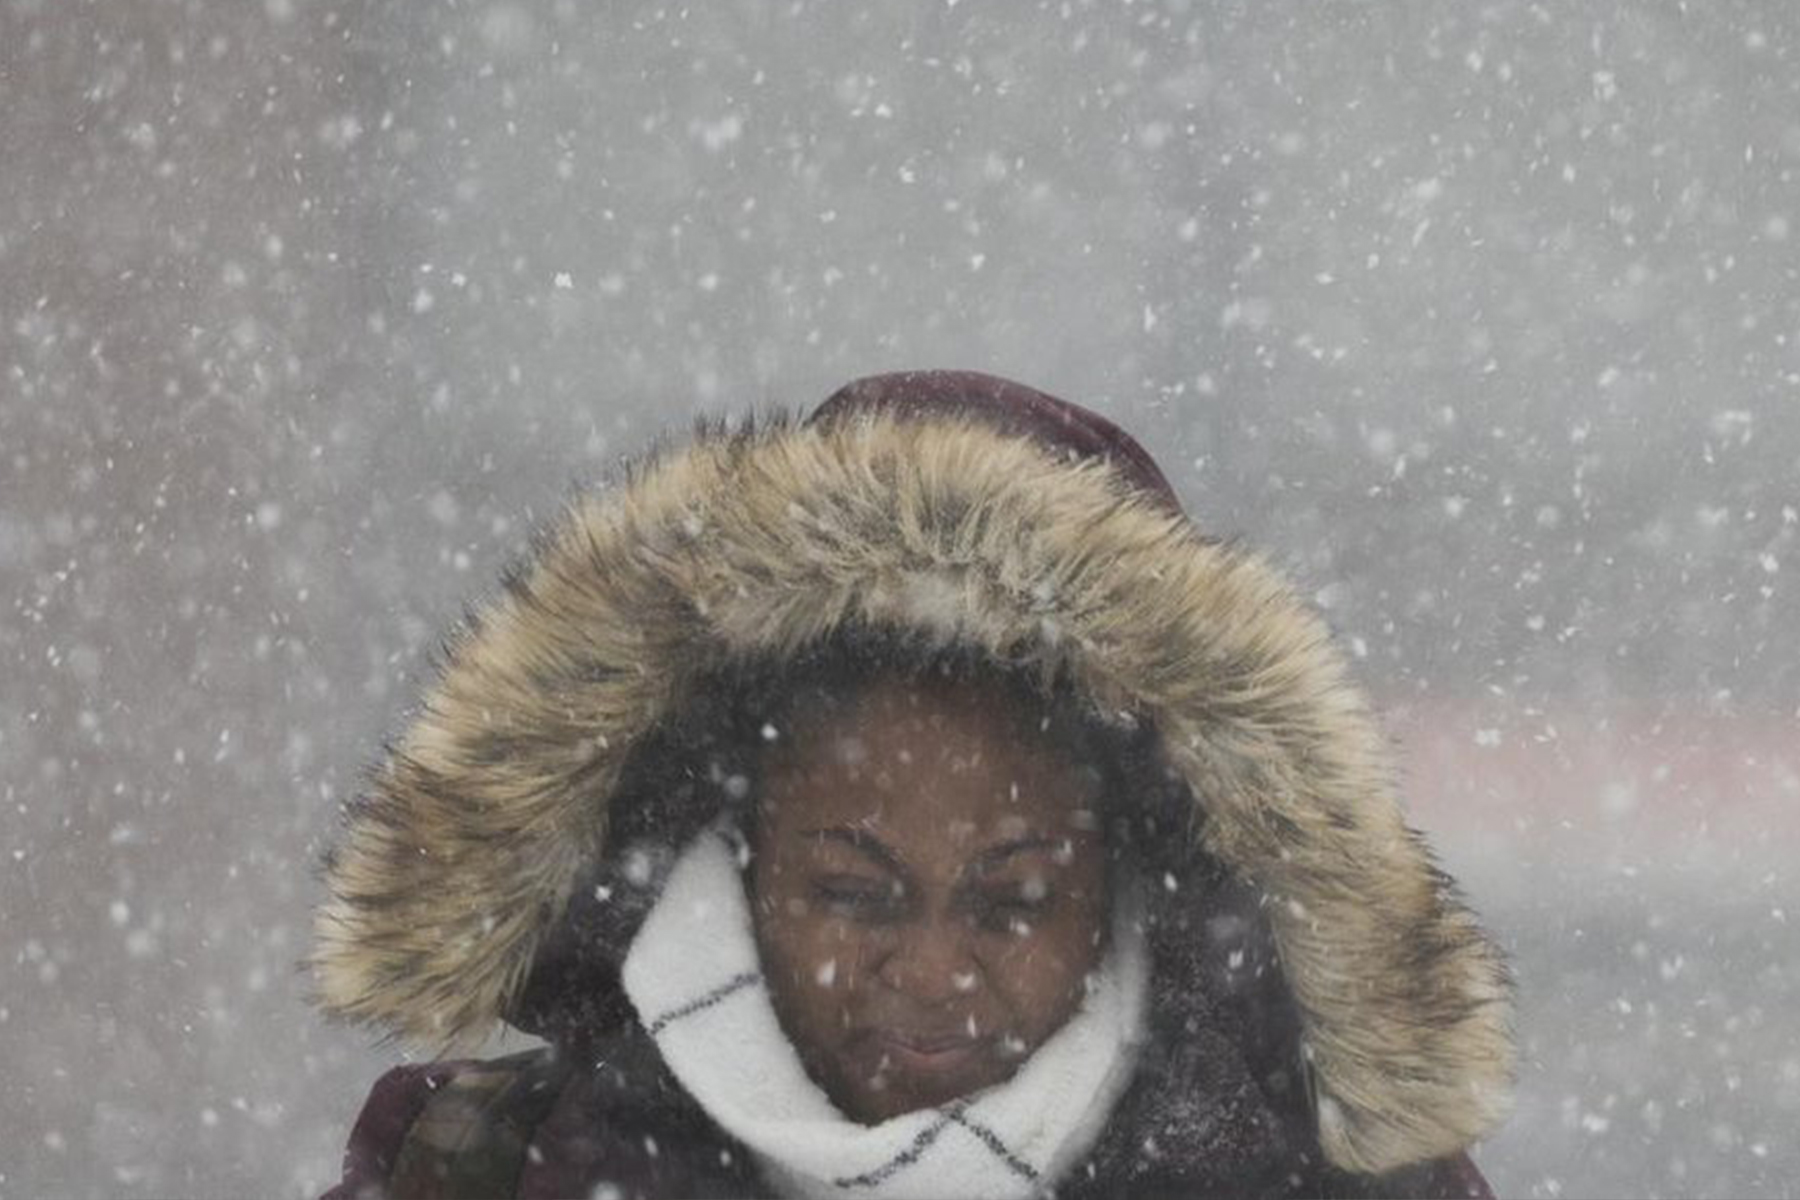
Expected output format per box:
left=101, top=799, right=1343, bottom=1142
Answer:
left=620, top=822, right=1149, bottom=1200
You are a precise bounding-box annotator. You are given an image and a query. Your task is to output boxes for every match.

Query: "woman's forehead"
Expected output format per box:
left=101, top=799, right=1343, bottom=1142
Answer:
left=765, top=677, right=1098, bottom=781
left=765, top=672, right=1083, bottom=761
left=741, top=669, right=1115, bottom=870
left=772, top=803, right=1102, bottom=847
left=759, top=751, right=1104, bottom=859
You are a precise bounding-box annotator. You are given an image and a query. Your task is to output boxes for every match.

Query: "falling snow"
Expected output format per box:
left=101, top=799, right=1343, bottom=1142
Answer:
left=5, top=4, right=1797, bottom=1199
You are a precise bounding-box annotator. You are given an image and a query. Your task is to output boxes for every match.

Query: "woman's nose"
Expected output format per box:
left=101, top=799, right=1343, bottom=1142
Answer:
left=874, top=920, right=981, bottom=1005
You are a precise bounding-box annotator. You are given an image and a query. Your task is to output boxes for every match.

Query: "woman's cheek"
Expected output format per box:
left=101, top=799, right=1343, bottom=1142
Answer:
left=994, top=921, right=1096, bottom=1006
left=990, top=935, right=1066, bottom=988
left=784, top=912, right=864, bottom=995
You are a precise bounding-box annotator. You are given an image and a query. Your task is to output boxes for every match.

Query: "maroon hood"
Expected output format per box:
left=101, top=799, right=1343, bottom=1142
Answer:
left=809, top=369, right=1184, bottom=515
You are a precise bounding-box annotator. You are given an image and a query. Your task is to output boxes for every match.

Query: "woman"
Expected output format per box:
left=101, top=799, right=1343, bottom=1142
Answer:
left=312, top=370, right=1514, bottom=1198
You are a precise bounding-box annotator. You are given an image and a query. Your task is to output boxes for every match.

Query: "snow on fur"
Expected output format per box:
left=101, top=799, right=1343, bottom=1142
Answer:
left=309, top=411, right=1515, bottom=1174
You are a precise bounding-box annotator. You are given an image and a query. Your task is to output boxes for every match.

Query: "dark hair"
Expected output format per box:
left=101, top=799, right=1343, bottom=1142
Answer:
left=652, top=628, right=1203, bottom=870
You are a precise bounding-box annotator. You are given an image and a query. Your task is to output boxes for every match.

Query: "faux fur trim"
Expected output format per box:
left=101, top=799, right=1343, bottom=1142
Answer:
left=309, top=412, right=1515, bottom=1173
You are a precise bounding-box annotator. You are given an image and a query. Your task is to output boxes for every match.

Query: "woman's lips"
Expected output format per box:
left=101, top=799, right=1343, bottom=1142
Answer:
left=871, top=1029, right=991, bottom=1075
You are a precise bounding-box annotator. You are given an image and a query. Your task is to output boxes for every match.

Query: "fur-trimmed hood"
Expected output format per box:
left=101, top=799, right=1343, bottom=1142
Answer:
left=310, top=373, right=1514, bottom=1175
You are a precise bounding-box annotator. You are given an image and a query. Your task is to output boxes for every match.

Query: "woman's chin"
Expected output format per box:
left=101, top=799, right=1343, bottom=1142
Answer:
left=833, top=1041, right=1021, bottom=1123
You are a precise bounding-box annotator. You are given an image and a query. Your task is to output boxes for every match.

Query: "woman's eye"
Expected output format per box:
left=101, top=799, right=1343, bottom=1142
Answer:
left=973, top=892, right=1051, bottom=933
left=813, top=879, right=901, bottom=920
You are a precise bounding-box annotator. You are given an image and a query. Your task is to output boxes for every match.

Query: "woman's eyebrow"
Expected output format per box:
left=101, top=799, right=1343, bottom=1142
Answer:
left=801, top=826, right=905, bottom=875
left=972, top=835, right=1062, bottom=870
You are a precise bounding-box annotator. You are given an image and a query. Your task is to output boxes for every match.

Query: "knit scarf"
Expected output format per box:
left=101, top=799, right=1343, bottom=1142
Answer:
left=620, top=822, right=1150, bottom=1200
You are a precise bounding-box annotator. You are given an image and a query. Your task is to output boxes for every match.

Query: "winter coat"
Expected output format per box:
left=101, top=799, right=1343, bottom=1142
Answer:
left=311, top=370, right=1514, bottom=1199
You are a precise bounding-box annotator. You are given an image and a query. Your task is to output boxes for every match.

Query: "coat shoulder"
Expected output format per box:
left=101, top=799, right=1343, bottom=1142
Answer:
left=318, top=1048, right=564, bottom=1200
left=319, top=1036, right=762, bottom=1200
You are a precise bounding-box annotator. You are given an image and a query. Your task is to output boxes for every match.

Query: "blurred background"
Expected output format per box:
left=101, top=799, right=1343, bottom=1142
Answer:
left=4, top=2, right=1796, bottom=1196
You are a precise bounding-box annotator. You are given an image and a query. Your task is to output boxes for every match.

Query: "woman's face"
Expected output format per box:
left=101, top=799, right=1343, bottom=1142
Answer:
left=747, top=673, right=1110, bottom=1123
